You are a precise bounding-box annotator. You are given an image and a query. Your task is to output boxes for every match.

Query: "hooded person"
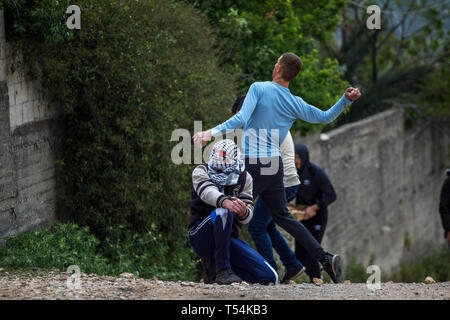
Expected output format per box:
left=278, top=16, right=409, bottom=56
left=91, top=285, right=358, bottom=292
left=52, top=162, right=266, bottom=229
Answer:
left=187, top=139, right=279, bottom=285
left=294, top=142, right=337, bottom=281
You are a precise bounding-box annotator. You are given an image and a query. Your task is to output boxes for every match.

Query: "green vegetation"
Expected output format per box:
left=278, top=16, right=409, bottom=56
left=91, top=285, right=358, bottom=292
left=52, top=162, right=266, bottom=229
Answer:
left=1, top=0, right=235, bottom=279
left=393, top=246, right=450, bottom=283
left=188, top=0, right=351, bottom=135
left=0, top=223, right=106, bottom=274
left=0, top=222, right=197, bottom=280
left=320, top=0, right=450, bottom=129
left=343, top=256, right=369, bottom=283
left=404, top=232, right=412, bottom=250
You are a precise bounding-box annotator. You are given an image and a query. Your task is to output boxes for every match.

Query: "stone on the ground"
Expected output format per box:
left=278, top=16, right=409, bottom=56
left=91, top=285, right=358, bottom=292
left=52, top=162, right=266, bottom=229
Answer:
left=313, top=278, right=323, bottom=285
left=424, top=276, right=436, bottom=284
left=119, top=272, right=135, bottom=279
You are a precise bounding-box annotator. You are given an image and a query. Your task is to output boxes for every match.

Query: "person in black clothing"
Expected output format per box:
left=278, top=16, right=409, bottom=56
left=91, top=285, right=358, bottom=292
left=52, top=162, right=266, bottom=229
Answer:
left=294, top=143, right=337, bottom=282
left=439, top=169, right=450, bottom=248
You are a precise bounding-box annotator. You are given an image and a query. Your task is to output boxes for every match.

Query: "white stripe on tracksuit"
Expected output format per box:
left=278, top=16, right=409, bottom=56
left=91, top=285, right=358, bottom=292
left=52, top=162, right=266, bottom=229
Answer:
left=264, top=261, right=279, bottom=285
left=188, top=215, right=211, bottom=237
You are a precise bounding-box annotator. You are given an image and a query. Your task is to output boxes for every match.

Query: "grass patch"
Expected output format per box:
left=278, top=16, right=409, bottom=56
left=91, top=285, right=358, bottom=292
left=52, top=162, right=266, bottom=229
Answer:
left=392, top=246, right=450, bottom=283
left=0, top=222, right=197, bottom=281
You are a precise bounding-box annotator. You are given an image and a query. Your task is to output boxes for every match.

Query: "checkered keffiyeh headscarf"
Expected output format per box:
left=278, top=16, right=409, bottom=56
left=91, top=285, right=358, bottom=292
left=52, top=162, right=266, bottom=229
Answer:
left=207, top=139, right=245, bottom=187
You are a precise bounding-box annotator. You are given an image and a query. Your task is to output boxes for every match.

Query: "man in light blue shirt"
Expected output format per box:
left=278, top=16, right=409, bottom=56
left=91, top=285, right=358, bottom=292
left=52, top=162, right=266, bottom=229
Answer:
left=193, top=52, right=361, bottom=283
left=211, top=80, right=353, bottom=158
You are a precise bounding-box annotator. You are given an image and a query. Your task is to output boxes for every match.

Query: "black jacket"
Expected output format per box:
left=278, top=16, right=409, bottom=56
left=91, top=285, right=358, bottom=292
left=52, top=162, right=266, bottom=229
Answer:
left=294, top=143, right=336, bottom=225
left=439, top=170, right=450, bottom=237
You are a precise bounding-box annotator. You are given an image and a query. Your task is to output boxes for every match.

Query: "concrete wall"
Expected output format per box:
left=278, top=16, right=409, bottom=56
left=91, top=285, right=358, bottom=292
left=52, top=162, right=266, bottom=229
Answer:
left=0, top=11, right=63, bottom=241
left=287, top=109, right=450, bottom=275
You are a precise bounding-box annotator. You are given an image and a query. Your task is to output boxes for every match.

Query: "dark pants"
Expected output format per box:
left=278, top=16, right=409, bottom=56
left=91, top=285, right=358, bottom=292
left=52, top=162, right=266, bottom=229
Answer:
left=244, top=157, right=326, bottom=263
left=188, top=209, right=278, bottom=285
left=295, top=218, right=327, bottom=281
left=248, top=185, right=302, bottom=270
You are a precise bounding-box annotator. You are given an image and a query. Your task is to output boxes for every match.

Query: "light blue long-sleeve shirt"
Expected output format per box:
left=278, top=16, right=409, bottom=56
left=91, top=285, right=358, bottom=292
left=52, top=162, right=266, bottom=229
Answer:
left=211, top=81, right=353, bottom=158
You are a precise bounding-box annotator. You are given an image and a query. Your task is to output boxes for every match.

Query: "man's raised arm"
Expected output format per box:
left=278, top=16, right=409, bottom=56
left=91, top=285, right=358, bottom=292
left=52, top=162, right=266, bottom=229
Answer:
left=294, top=87, right=361, bottom=124
left=193, top=83, right=262, bottom=146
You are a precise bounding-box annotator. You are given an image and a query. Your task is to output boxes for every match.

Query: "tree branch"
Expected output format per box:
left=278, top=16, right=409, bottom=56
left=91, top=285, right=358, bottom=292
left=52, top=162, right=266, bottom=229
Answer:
left=376, top=0, right=415, bottom=50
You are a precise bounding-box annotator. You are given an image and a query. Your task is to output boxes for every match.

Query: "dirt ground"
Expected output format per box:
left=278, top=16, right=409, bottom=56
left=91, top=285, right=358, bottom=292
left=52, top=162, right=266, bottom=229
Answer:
left=0, top=270, right=449, bottom=300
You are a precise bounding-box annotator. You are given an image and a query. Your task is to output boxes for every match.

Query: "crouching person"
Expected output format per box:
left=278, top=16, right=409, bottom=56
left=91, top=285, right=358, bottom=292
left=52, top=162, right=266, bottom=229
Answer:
left=187, top=139, right=279, bottom=285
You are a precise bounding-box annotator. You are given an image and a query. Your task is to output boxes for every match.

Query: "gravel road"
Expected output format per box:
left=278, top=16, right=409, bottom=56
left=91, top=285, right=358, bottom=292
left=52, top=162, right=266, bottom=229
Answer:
left=0, top=270, right=449, bottom=300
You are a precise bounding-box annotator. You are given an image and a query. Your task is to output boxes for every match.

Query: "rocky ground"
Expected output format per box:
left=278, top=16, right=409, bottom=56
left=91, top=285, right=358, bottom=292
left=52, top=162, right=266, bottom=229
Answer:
left=0, top=270, right=449, bottom=300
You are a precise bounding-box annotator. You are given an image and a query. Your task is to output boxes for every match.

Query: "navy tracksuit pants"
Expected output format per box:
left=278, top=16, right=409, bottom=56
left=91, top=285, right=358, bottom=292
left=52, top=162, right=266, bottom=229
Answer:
left=188, top=208, right=279, bottom=285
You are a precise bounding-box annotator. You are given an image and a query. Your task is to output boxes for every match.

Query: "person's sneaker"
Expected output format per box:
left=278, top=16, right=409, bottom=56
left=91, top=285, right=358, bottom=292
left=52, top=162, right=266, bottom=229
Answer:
left=215, top=268, right=242, bottom=285
left=320, top=253, right=344, bottom=283
left=281, top=265, right=306, bottom=284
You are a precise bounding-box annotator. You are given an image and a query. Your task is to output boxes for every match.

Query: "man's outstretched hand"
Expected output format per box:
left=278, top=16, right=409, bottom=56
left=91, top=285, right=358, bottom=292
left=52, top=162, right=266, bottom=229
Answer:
left=193, top=129, right=212, bottom=147
left=345, top=87, right=361, bottom=101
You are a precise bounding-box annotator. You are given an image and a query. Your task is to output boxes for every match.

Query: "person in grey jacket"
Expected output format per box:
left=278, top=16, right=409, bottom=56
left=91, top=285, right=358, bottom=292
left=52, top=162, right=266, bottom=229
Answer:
left=188, top=139, right=279, bottom=285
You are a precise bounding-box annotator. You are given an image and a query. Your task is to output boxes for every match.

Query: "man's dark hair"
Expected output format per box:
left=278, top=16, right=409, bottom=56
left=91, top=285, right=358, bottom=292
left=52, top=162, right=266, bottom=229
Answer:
left=279, top=52, right=302, bottom=82
left=232, top=94, right=246, bottom=114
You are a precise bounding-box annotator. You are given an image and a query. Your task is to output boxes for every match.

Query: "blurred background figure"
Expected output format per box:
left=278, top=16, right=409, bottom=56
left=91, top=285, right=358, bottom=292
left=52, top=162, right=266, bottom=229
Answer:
left=439, top=169, right=450, bottom=249
left=294, top=143, right=337, bottom=282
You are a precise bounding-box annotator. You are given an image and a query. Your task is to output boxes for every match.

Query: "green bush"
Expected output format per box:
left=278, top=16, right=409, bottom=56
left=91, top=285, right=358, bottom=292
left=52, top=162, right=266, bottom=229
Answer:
left=2, top=0, right=239, bottom=279
left=2, top=0, right=236, bottom=270
left=344, top=255, right=368, bottom=283
left=101, top=224, right=196, bottom=280
left=0, top=223, right=197, bottom=280
left=0, top=223, right=108, bottom=274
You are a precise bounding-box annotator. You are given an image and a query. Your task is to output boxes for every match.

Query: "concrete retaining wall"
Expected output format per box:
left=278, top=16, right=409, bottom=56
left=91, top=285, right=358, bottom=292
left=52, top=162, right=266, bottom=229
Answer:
left=0, top=11, right=63, bottom=241
left=286, top=109, right=450, bottom=274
